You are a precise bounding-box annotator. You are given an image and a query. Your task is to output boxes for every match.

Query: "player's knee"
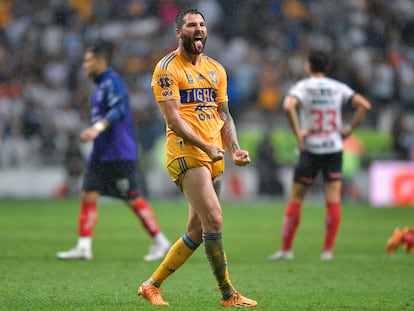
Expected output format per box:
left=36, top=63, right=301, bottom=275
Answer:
left=206, top=210, right=223, bottom=231
left=81, top=191, right=99, bottom=202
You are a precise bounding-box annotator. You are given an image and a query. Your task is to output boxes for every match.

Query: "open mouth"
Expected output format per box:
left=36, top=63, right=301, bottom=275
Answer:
left=194, top=36, right=203, bottom=52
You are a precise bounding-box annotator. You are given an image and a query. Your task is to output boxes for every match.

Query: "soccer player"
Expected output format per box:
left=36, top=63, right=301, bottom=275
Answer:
left=136, top=8, right=258, bottom=307
left=387, top=226, right=414, bottom=253
left=56, top=40, right=170, bottom=262
left=268, top=50, right=371, bottom=261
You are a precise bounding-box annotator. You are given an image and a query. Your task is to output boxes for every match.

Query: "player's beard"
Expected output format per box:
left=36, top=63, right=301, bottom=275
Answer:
left=181, top=33, right=206, bottom=55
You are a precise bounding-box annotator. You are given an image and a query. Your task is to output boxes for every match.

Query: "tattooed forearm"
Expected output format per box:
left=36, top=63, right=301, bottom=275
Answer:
left=218, top=102, right=240, bottom=153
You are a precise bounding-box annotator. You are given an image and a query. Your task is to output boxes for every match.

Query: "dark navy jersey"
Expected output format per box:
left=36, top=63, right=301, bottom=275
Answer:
left=89, top=68, right=137, bottom=162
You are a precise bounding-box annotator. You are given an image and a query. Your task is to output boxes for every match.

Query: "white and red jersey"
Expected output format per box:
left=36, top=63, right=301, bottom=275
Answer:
left=286, top=76, right=355, bottom=154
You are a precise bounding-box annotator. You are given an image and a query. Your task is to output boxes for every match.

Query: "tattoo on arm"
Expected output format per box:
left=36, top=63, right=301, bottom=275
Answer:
left=218, top=102, right=240, bottom=153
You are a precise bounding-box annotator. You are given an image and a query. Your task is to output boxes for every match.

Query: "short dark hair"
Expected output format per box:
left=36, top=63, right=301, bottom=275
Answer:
left=308, top=50, right=330, bottom=73
left=86, top=39, right=114, bottom=64
left=174, top=8, right=205, bottom=29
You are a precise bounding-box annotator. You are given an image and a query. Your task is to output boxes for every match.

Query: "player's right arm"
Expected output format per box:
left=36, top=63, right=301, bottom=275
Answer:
left=159, top=99, right=224, bottom=162
left=283, top=95, right=307, bottom=151
left=80, top=75, right=126, bottom=142
left=79, top=119, right=109, bottom=142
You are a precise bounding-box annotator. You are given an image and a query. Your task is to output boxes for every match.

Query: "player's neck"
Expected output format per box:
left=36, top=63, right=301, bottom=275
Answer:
left=310, top=72, right=325, bottom=78
left=177, top=47, right=201, bottom=66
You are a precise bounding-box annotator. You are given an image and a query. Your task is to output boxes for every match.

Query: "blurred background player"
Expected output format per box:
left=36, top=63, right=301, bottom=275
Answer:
left=256, top=128, right=284, bottom=197
left=386, top=226, right=414, bottom=253
left=137, top=8, right=257, bottom=307
left=56, top=40, right=170, bottom=262
left=269, top=50, right=371, bottom=261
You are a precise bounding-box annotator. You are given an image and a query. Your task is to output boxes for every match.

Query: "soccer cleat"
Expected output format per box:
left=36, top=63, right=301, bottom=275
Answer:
left=137, top=283, right=169, bottom=306
left=56, top=247, right=93, bottom=260
left=268, top=250, right=294, bottom=261
left=386, top=227, right=405, bottom=253
left=144, top=238, right=171, bottom=262
left=320, top=250, right=333, bottom=261
left=220, top=291, right=258, bottom=307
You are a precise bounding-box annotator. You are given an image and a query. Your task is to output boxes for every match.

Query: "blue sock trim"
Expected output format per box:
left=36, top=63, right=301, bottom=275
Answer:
left=182, top=232, right=200, bottom=250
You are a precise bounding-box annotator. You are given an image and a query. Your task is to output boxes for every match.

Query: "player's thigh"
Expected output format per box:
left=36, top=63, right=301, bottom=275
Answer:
left=294, top=151, right=320, bottom=185
left=321, top=152, right=343, bottom=202
left=289, top=182, right=310, bottom=201
left=182, top=166, right=222, bottom=230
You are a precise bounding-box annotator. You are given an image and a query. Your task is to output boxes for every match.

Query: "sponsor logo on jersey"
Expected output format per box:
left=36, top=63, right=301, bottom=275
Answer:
left=198, top=113, right=216, bottom=121
left=208, top=71, right=218, bottom=84
left=194, top=104, right=216, bottom=122
left=180, top=88, right=217, bottom=103
left=185, top=70, right=194, bottom=83
left=195, top=103, right=215, bottom=111
left=311, top=100, right=331, bottom=105
left=322, top=140, right=335, bottom=148
left=161, top=89, right=173, bottom=98
left=306, top=88, right=334, bottom=97
left=157, top=76, right=172, bottom=88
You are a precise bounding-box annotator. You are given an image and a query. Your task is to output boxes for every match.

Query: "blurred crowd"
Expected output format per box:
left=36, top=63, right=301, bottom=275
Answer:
left=1, top=0, right=414, bottom=170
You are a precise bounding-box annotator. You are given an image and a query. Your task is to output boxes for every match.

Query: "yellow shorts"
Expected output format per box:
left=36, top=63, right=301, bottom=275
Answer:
left=167, top=157, right=224, bottom=190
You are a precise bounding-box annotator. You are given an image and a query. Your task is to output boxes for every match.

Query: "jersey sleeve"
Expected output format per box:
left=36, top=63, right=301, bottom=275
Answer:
left=151, top=61, right=181, bottom=103
left=104, top=76, right=128, bottom=125
left=215, top=63, right=228, bottom=104
left=338, top=82, right=355, bottom=104
left=285, top=81, right=305, bottom=106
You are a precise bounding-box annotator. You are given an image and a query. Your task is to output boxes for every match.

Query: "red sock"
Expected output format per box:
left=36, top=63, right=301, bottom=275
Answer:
left=324, top=202, right=341, bottom=251
left=131, top=197, right=160, bottom=237
left=78, top=200, right=97, bottom=237
left=281, top=200, right=301, bottom=251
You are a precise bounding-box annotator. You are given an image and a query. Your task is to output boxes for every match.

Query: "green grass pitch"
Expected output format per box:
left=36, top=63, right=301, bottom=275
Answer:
left=0, top=199, right=413, bottom=310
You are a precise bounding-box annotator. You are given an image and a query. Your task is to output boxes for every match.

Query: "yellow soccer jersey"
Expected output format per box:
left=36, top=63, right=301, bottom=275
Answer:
left=151, top=50, right=228, bottom=165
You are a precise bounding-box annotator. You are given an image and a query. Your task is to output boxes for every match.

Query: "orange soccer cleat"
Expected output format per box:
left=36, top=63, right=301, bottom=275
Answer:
left=220, top=291, right=258, bottom=308
left=137, top=283, right=169, bottom=306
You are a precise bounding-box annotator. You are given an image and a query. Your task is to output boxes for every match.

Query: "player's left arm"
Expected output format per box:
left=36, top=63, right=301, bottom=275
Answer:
left=218, top=101, right=250, bottom=166
left=340, top=93, right=372, bottom=139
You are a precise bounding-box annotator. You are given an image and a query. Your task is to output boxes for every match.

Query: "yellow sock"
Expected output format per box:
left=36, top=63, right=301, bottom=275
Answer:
left=203, top=232, right=235, bottom=300
left=150, top=234, right=197, bottom=286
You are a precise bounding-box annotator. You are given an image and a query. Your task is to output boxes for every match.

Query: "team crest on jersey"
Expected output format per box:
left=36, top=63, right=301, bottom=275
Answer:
left=185, top=70, right=194, bottom=83
left=161, top=89, right=173, bottom=98
left=197, top=74, right=204, bottom=80
left=208, top=71, right=218, bottom=84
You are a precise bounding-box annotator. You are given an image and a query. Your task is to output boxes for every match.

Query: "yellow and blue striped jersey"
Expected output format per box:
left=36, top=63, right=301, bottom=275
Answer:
left=152, top=50, right=228, bottom=165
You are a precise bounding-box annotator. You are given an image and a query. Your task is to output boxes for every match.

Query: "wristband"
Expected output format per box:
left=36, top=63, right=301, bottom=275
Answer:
left=342, top=124, right=352, bottom=132
left=93, top=121, right=106, bottom=133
